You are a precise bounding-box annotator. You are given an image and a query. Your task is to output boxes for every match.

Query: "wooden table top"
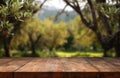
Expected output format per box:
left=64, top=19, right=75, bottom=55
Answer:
left=0, top=58, right=120, bottom=72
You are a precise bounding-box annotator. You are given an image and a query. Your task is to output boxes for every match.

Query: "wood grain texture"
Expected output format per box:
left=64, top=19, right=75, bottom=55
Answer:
left=0, top=58, right=12, bottom=65
left=86, top=58, right=119, bottom=72
left=0, top=58, right=31, bottom=72
left=15, top=58, right=48, bottom=72
left=0, top=58, right=120, bottom=78
left=103, top=58, right=120, bottom=72
left=60, top=58, right=98, bottom=72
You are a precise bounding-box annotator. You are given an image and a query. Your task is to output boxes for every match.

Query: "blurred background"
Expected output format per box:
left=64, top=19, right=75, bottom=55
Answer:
left=0, top=0, right=120, bottom=57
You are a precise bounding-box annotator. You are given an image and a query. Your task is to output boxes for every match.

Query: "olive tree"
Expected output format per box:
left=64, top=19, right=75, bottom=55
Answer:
left=0, top=0, right=46, bottom=57
left=63, top=0, right=120, bottom=57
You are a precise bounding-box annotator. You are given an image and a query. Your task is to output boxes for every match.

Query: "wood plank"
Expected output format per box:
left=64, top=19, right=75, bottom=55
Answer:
left=14, top=72, right=100, bottom=78
left=0, top=72, right=13, bottom=78
left=16, top=58, right=99, bottom=72
left=100, top=72, right=120, bottom=78
left=16, top=58, right=66, bottom=72
left=0, top=58, right=32, bottom=78
left=16, top=58, right=48, bottom=72
left=15, top=58, right=99, bottom=78
left=60, top=58, right=98, bottom=72
left=43, top=58, right=65, bottom=72
left=14, top=72, right=63, bottom=78
left=0, top=58, right=12, bottom=65
left=61, top=72, right=99, bottom=78
left=0, top=58, right=31, bottom=72
left=86, top=58, right=119, bottom=72
left=103, top=58, right=120, bottom=72
left=15, top=58, right=64, bottom=78
left=0, top=58, right=120, bottom=78
left=84, top=58, right=120, bottom=78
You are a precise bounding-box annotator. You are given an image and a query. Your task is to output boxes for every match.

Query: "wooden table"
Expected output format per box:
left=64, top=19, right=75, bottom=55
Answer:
left=0, top=58, right=120, bottom=78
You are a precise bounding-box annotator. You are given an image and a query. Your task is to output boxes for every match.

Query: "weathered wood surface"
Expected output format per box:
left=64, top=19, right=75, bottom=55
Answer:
left=0, top=58, right=120, bottom=78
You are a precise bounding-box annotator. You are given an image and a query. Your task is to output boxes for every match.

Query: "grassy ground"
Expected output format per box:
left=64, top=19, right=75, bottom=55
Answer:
left=11, top=50, right=103, bottom=57
left=55, top=51, right=103, bottom=57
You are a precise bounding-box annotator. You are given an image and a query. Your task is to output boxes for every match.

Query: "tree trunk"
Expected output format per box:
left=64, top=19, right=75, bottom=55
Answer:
left=50, top=43, right=55, bottom=51
left=114, top=32, right=120, bottom=57
left=115, top=13, right=120, bottom=57
left=103, top=50, right=108, bottom=57
left=96, top=0, right=106, bottom=3
left=3, top=37, right=11, bottom=57
left=95, top=31, right=111, bottom=57
left=29, top=34, right=36, bottom=56
left=115, top=46, right=120, bottom=57
left=31, top=43, right=36, bottom=56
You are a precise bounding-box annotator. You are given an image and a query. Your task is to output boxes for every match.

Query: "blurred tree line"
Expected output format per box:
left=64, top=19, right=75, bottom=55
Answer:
left=0, top=0, right=120, bottom=57
left=13, top=16, right=99, bottom=55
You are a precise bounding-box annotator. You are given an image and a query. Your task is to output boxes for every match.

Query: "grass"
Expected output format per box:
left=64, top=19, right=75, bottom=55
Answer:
left=11, top=50, right=103, bottom=57
left=55, top=51, right=103, bottom=57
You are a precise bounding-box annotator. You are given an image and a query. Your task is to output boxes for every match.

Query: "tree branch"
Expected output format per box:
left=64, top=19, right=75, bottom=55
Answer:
left=35, top=34, right=42, bottom=45
left=97, top=9, right=113, bottom=35
left=64, top=0, right=94, bottom=30
left=87, top=0, right=98, bottom=30
left=54, top=4, right=68, bottom=22
left=40, top=0, right=48, bottom=8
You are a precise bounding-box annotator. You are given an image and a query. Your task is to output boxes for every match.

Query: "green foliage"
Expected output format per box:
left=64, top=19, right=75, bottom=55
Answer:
left=12, top=15, right=100, bottom=52
left=12, top=17, right=69, bottom=51
left=67, top=16, right=97, bottom=50
left=1, top=0, right=111, bottom=57
left=39, top=19, right=68, bottom=50
left=0, top=0, right=39, bottom=36
left=94, top=3, right=120, bottom=41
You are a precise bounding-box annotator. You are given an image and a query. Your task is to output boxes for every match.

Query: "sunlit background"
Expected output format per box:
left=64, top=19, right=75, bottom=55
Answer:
left=0, top=0, right=119, bottom=57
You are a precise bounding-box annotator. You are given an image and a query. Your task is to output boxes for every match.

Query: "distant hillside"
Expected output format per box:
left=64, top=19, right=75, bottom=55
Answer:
left=38, top=7, right=78, bottom=22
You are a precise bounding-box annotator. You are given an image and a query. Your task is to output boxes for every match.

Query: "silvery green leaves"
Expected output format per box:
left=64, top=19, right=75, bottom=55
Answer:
left=0, top=0, right=36, bottom=36
left=100, top=5, right=120, bottom=19
left=0, top=5, right=9, bottom=18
